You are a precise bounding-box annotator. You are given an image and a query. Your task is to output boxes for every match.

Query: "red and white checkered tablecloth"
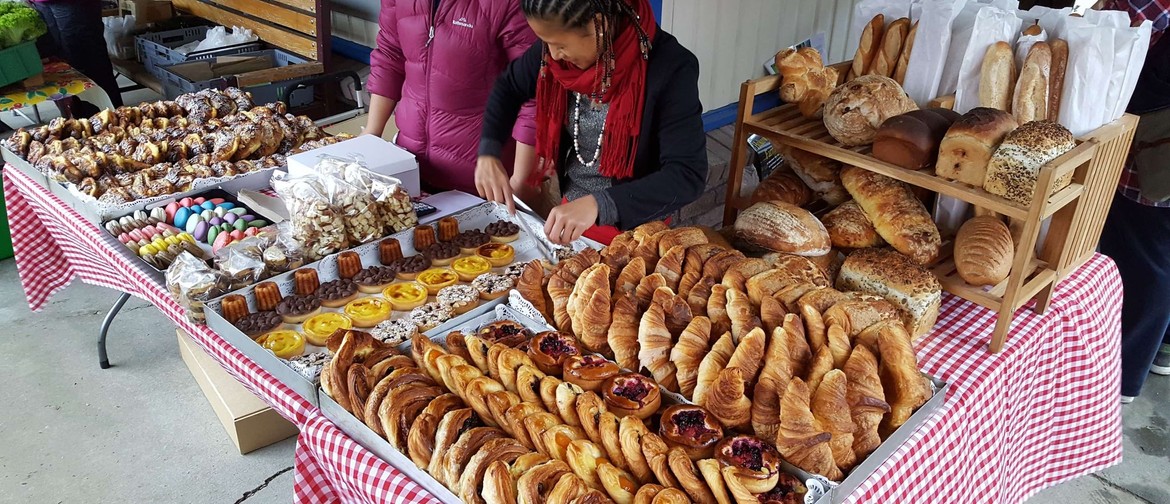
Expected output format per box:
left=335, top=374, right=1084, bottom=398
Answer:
left=4, top=163, right=1123, bottom=504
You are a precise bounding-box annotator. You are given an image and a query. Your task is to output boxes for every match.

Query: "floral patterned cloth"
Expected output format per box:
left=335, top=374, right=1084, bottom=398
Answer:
left=0, top=60, right=95, bottom=113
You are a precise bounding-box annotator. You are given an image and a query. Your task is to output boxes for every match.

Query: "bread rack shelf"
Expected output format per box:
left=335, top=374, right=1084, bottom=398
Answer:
left=724, top=67, right=1138, bottom=353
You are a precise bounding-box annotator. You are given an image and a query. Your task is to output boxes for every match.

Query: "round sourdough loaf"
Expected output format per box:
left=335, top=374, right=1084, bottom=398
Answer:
left=954, top=216, right=1013, bottom=286
left=733, top=201, right=831, bottom=256
left=823, top=75, right=918, bottom=147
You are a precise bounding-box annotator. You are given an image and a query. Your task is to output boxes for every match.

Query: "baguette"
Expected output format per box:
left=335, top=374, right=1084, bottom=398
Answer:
left=1048, top=39, right=1068, bottom=122
left=870, top=17, right=910, bottom=78
left=978, top=41, right=1016, bottom=111
left=849, top=14, right=885, bottom=80
left=1012, top=42, right=1051, bottom=124
left=894, top=21, right=917, bottom=85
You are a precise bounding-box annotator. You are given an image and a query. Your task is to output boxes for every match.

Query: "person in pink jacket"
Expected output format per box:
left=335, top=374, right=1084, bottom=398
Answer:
left=365, top=0, right=538, bottom=195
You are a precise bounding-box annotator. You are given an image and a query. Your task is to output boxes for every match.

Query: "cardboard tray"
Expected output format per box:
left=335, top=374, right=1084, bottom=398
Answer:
left=205, top=201, right=600, bottom=407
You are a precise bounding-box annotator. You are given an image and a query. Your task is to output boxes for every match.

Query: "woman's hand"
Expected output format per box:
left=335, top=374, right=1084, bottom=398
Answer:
left=475, top=155, right=514, bottom=213
left=545, top=196, right=598, bottom=245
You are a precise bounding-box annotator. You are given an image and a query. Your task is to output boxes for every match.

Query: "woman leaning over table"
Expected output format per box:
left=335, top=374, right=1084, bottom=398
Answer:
left=475, top=0, right=708, bottom=245
left=364, top=0, right=538, bottom=195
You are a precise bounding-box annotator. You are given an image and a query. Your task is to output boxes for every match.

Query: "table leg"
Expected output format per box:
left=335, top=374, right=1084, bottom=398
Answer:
left=99, top=292, right=131, bottom=369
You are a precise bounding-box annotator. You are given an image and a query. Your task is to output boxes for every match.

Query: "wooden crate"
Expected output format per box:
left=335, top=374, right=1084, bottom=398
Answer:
left=723, top=67, right=1137, bottom=353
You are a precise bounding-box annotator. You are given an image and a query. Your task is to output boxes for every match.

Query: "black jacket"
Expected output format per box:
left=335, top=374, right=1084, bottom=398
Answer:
left=479, top=29, right=708, bottom=229
left=1128, top=34, right=1170, bottom=114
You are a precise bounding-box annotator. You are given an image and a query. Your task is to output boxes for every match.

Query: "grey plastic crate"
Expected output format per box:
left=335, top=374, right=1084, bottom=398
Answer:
left=135, top=26, right=261, bottom=78
left=159, top=49, right=315, bottom=106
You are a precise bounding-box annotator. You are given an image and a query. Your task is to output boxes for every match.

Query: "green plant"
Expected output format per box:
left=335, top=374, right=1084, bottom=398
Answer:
left=0, top=3, right=47, bottom=49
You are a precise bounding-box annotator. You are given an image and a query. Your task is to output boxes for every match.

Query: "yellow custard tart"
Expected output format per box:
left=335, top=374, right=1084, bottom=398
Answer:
left=417, top=267, right=458, bottom=295
left=476, top=243, right=515, bottom=267
left=302, top=312, right=353, bottom=346
left=257, top=330, right=306, bottom=359
left=383, top=281, right=429, bottom=311
left=452, top=255, right=492, bottom=282
left=343, top=298, right=393, bottom=327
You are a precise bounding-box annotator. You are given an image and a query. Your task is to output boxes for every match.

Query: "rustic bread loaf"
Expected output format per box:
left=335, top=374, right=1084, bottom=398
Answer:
left=983, top=120, right=1076, bottom=205
left=872, top=108, right=962, bottom=170
left=777, top=144, right=850, bottom=205
left=836, top=248, right=941, bottom=338
left=935, top=107, right=1019, bottom=187
left=733, top=201, right=831, bottom=256
left=751, top=169, right=814, bottom=207
left=840, top=166, right=941, bottom=265
left=823, top=75, right=919, bottom=147
left=821, top=200, right=884, bottom=249
left=954, top=216, right=1013, bottom=286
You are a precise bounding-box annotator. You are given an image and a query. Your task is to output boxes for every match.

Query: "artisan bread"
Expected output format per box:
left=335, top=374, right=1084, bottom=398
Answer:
left=777, top=47, right=840, bottom=119
left=979, top=42, right=1016, bottom=111
left=1048, top=39, right=1068, bottom=121
left=954, top=216, right=1013, bottom=286
left=823, top=75, right=918, bottom=147
left=733, top=201, right=831, bottom=256
left=840, top=166, right=941, bottom=265
left=836, top=248, right=941, bottom=338
left=935, top=107, right=1019, bottom=187
left=849, top=14, right=885, bottom=80
left=869, top=17, right=910, bottom=78
left=821, top=200, right=884, bottom=249
left=777, top=144, right=850, bottom=205
left=1012, top=42, right=1052, bottom=124
left=872, top=108, right=962, bottom=170
left=894, top=21, right=917, bottom=85
left=751, top=169, right=813, bottom=207
left=983, top=120, right=1076, bottom=205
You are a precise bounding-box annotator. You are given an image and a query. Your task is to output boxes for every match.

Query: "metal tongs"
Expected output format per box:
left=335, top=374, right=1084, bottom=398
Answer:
left=496, top=199, right=557, bottom=264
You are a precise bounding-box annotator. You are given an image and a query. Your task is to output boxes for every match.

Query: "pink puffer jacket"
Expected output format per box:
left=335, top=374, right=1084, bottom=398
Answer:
left=368, top=0, right=536, bottom=194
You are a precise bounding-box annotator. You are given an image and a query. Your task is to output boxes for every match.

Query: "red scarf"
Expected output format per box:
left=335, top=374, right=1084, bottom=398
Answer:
left=530, top=0, right=658, bottom=186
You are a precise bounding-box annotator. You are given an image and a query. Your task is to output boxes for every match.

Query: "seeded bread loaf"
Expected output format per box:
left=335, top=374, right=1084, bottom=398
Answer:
left=983, top=120, right=1076, bottom=205
left=836, top=248, right=941, bottom=338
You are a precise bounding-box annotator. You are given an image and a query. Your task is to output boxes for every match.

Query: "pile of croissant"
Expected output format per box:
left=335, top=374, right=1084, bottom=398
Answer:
left=1, top=88, right=345, bottom=203
left=515, top=223, right=933, bottom=480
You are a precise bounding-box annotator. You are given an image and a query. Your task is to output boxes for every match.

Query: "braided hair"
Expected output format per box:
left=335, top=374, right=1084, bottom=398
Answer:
left=521, top=0, right=651, bottom=100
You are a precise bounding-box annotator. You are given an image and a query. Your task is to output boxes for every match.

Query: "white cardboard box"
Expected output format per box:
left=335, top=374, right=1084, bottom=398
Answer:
left=286, top=135, right=421, bottom=196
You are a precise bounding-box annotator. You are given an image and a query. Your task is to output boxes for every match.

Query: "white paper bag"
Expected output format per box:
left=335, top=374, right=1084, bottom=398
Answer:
left=1014, top=27, right=1047, bottom=71
left=902, top=0, right=967, bottom=106
left=953, top=6, right=1023, bottom=114
left=847, top=0, right=915, bottom=62
left=933, top=195, right=971, bottom=238
left=1108, top=21, right=1152, bottom=121
left=937, top=1, right=989, bottom=97
left=1058, top=16, right=1113, bottom=136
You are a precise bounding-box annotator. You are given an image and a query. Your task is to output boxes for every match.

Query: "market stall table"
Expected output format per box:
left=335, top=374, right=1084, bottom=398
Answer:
left=3, top=162, right=1123, bottom=503
left=0, top=60, right=114, bottom=122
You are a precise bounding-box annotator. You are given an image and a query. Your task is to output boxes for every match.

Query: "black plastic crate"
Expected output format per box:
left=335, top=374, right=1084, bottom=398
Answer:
left=159, top=48, right=315, bottom=106
left=136, top=26, right=261, bottom=78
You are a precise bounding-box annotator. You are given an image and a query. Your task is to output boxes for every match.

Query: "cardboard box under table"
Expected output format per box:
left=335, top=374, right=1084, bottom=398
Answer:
left=159, top=49, right=322, bottom=105
left=177, top=329, right=298, bottom=454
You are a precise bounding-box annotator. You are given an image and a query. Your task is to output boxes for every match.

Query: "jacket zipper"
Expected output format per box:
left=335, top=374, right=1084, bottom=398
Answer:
left=423, top=0, right=441, bottom=169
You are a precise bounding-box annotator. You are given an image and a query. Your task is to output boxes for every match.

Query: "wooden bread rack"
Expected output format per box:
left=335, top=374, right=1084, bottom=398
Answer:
left=724, top=62, right=1138, bottom=353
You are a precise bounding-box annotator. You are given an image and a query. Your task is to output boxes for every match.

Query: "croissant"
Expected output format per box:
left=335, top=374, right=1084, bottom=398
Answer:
left=635, top=273, right=669, bottom=311
left=843, top=345, right=889, bottom=462
left=504, top=401, right=547, bottom=450
left=576, top=391, right=608, bottom=445
left=632, top=229, right=665, bottom=266
left=619, top=415, right=655, bottom=484
left=638, top=302, right=679, bottom=391
left=826, top=324, right=852, bottom=369
left=655, top=245, right=687, bottom=292
left=878, top=325, right=931, bottom=437
left=776, top=378, right=842, bottom=481
left=666, top=447, right=718, bottom=504
left=406, top=392, right=464, bottom=468
left=708, top=284, right=732, bottom=337
left=686, top=279, right=713, bottom=317
left=482, top=460, right=518, bottom=504
left=707, top=368, right=753, bottom=430
left=597, top=462, right=638, bottom=504
left=602, top=241, right=634, bottom=285
left=806, top=346, right=835, bottom=392
left=517, top=259, right=551, bottom=321
left=726, top=288, right=762, bottom=343
left=517, top=459, right=574, bottom=504
left=384, top=385, right=444, bottom=452
left=548, top=268, right=575, bottom=332
left=800, top=303, right=828, bottom=353
left=678, top=246, right=712, bottom=295
left=783, top=314, right=812, bottom=379
left=609, top=292, right=642, bottom=372
left=811, top=369, right=857, bottom=473
left=427, top=408, right=476, bottom=478
left=569, top=264, right=613, bottom=352
left=671, top=316, right=713, bottom=397
left=659, top=227, right=709, bottom=256
left=823, top=299, right=901, bottom=337
left=726, top=327, right=766, bottom=385
left=760, top=295, right=787, bottom=335
left=615, top=257, right=647, bottom=297
left=688, top=330, right=732, bottom=404
left=721, top=258, right=770, bottom=293
left=458, top=438, right=528, bottom=503
left=560, top=248, right=601, bottom=279
left=752, top=327, right=793, bottom=441
left=855, top=319, right=904, bottom=354
left=719, top=465, right=760, bottom=504
left=656, top=288, right=694, bottom=337
left=642, top=432, right=680, bottom=489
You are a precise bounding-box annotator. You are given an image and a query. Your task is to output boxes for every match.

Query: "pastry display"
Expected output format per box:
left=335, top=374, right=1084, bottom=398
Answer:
left=601, top=373, right=661, bottom=420
left=276, top=294, right=322, bottom=324
left=418, top=268, right=459, bottom=295
left=954, top=216, right=1014, bottom=287
left=528, top=331, right=582, bottom=375
left=257, top=329, right=306, bottom=359
left=485, top=220, right=521, bottom=243
left=453, top=256, right=492, bottom=282
left=379, top=238, right=404, bottom=265
left=983, top=120, right=1077, bottom=205
left=391, top=255, right=432, bottom=281
left=414, top=225, right=437, bottom=251
left=220, top=294, right=249, bottom=324
left=410, top=302, right=454, bottom=331
left=353, top=266, right=398, bottom=294
left=234, top=311, right=283, bottom=338
left=344, top=298, right=393, bottom=327
left=302, top=312, right=353, bottom=346
left=317, top=278, right=360, bottom=308
left=563, top=355, right=620, bottom=393
left=424, top=242, right=461, bottom=267
left=383, top=281, right=429, bottom=311
left=659, top=405, right=723, bottom=461
left=371, top=318, right=418, bottom=347
left=337, top=251, right=363, bottom=280
left=438, top=216, right=460, bottom=242
left=294, top=269, right=321, bottom=296
left=472, top=273, right=513, bottom=301
left=822, top=75, right=918, bottom=147
left=253, top=281, right=283, bottom=312
left=477, top=243, right=515, bottom=268
left=455, top=230, right=492, bottom=255
left=438, top=285, right=480, bottom=315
